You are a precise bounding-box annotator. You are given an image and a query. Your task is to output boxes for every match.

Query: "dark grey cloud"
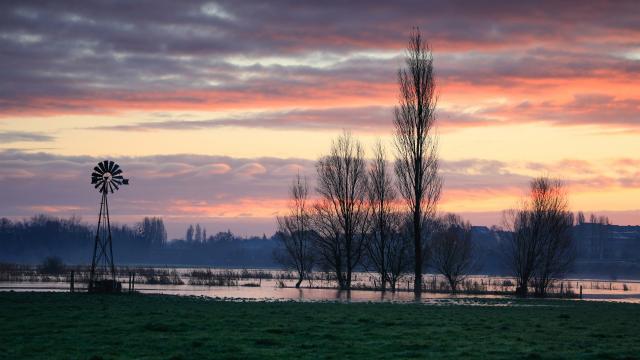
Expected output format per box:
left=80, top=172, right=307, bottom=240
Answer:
left=80, top=105, right=508, bottom=132
left=0, top=151, right=516, bottom=218
left=85, top=106, right=395, bottom=132
left=437, top=47, right=640, bottom=87
left=440, top=159, right=531, bottom=192
left=1, top=0, right=639, bottom=115
left=2, top=149, right=640, bottom=234
left=0, top=131, right=54, bottom=142
left=476, top=94, right=640, bottom=128
left=0, top=149, right=316, bottom=226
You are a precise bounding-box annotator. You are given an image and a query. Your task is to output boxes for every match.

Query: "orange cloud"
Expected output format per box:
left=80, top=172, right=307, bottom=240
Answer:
left=167, top=198, right=288, bottom=218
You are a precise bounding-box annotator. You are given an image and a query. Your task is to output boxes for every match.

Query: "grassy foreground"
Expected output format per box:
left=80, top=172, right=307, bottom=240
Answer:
left=0, top=292, right=638, bottom=359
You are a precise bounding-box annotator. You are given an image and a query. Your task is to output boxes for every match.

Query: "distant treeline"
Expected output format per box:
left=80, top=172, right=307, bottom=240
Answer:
left=1, top=215, right=640, bottom=279
left=0, top=215, right=276, bottom=267
left=0, top=215, right=166, bottom=264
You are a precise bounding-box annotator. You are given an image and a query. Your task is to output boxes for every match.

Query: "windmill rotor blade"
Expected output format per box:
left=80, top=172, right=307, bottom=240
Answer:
left=90, top=160, right=129, bottom=193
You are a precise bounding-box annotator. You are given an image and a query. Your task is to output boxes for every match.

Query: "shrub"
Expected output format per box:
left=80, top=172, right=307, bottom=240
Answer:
left=38, top=256, right=65, bottom=275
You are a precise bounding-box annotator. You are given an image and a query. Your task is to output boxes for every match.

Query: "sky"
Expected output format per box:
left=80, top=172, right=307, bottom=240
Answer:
left=1, top=1, right=640, bottom=239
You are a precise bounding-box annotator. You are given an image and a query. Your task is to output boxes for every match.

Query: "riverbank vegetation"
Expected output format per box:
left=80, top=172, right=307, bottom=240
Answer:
left=4, top=261, right=637, bottom=299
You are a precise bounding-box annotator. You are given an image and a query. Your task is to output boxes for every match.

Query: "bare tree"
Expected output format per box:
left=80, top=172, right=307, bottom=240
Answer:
left=312, top=198, right=346, bottom=287
left=313, top=132, right=370, bottom=290
left=275, top=174, right=315, bottom=288
left=530, top=179, right=574, bottom=297
left=503, top=177, right=575, bottom=297
left=386, top=217, right=412, bottom=291
left=430, top=214, right=475, bottom=293
left=393, top=28, right=442, bottom=294
left=502, top=208, right=536, bottom=297
left=365, top=142, right=411, bottom=291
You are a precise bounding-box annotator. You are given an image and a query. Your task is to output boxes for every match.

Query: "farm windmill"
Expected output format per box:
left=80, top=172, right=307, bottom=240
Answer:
left=89, top=160, right=129, bottom=292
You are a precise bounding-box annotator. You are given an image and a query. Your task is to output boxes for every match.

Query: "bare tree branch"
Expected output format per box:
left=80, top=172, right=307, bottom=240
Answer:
left=275, top=173, right=315, bottom=288
left=430, top=213, right=475, bottom=293
left=393, top=28, right=442, bottom=294
left=313, top=131, right=370, bottom=290
left=365, top=141, right=411, bottom=291
left=502, top=177, right=575, bottom=297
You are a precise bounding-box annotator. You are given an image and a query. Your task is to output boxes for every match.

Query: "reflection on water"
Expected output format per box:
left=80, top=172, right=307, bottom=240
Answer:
left=136, top=284, right=506, bottom=304
left=2, top=268, right=640, bottom=304
left=0, top=280, right=503, bottom=304
left=2, top=279, right=640, bottom=304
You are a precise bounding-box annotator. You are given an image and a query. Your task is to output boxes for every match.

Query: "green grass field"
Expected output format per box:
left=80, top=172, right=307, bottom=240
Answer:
left=0, top=292, right=638, bottom=359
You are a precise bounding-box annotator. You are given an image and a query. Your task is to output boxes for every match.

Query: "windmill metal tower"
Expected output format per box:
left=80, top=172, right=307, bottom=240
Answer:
left=89, top=160, right=129, bottom=292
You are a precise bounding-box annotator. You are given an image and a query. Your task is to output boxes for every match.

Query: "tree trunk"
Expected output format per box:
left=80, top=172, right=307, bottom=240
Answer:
left=448, top=277, right=457, bottom=294
left=339, top=277, right=348, bottom=290
left=516, top=284, right=528, bottom=297
left=413, top=213, right=422, bottom=295
left=346, top=267, right=352, bottom=290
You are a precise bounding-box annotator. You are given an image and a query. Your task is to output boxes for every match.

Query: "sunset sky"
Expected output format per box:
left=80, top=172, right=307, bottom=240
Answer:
left=1, top=1, right=639, bottom=238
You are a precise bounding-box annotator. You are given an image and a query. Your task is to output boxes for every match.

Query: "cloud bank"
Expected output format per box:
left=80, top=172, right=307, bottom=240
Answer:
left=2, top=149, right=640, bottom=236
left=1, top=0, right=639, bottom=131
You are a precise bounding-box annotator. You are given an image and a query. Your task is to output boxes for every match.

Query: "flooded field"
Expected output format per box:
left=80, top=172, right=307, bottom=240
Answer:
left=0, top=281, right=506, bottom=305
left=2, top=267, right=640, bottom=304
